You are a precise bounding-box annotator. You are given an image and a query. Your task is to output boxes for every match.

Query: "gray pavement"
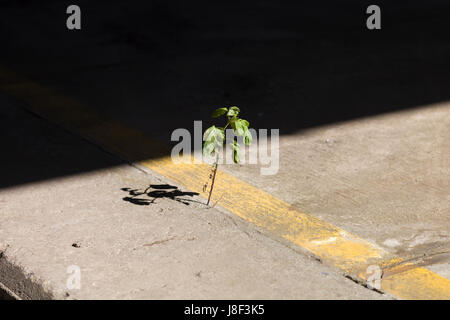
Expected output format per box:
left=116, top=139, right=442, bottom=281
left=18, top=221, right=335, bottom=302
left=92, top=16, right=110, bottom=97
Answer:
left=220, top=103, right=450, bottom=280
left=0, top=1, right=448, bottom=298
left=0, top=99, right=388, bottom=299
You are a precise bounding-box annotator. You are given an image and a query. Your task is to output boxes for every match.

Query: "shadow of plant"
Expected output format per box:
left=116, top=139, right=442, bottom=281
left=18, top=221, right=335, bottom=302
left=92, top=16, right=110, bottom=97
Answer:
left=121, top=184, right=200, bottom=206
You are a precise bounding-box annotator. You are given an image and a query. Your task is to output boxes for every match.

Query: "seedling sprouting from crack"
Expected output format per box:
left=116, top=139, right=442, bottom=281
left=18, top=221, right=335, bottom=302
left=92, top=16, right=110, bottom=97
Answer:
left=202, top=106, right=252, bottom=206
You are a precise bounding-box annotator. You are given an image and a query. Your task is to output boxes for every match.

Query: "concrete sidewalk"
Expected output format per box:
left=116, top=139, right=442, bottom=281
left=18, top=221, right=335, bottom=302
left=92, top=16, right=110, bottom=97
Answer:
left=221, top=103, right=450, bottom=281
left=0, top=1, right=448, bottom=299
left=0, top=99, right=387, bottom=299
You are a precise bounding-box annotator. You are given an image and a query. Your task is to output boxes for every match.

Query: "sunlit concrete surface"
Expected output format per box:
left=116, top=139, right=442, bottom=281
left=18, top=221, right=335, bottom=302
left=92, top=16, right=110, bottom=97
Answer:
left=0, top=101, right=388, bottom=299
left=221, top=103, right=450, bottom=281
left=0, top=1, right=449, bottom=299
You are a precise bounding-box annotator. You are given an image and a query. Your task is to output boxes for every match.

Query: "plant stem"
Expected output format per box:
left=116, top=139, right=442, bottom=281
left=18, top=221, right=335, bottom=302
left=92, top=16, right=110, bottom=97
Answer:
left=206, top=120, right=228, bottom=206
left=206, top=153, right=219, bottom=206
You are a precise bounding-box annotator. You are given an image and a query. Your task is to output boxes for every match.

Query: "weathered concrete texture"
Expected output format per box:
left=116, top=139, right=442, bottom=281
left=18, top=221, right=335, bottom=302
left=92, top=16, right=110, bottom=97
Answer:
left=221, top=103, right=450, bottom=278
left=0, top=274, right=21, bottom=300
left=0, top=1, right=447, bottom=298
left=0, top=103, right=387, bottom=299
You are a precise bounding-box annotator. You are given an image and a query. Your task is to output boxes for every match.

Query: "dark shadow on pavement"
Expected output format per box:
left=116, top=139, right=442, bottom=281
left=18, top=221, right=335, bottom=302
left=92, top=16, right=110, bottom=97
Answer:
left=121, top=184, right=200, bottom=206
left=0, top=0, right=449, bottom=188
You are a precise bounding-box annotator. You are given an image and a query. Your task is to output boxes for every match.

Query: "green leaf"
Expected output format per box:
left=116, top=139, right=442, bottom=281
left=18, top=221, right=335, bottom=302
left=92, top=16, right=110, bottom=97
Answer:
left=203, top=125, right=226, bottom=157
left=214, top=127, right=225, bottom=145
left=229, top=118, right=236, bottom=130
left=235, top=120, right=245, bottom=136
left=203, top=125, right=216, bottom=142
left=211, top=107, right=228, bottom=118
left=233, top=119, right=250, bottom=136
left=204, top=106, right=249, bottom=164
left=204, top=126, right=225, bottom=144
left=231, top=141, right=241, bottom=163
left=203, top=140, right=216, bottom=156
left=230, top=106, right=240, bottom=113
left=244, top=129, right=253, bottom=145
left=227, top=106, right=240, bottom=117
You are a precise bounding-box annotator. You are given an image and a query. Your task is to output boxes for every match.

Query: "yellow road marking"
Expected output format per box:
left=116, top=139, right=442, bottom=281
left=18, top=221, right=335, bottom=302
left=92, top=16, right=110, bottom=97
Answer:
left=1, top=67, right=449, bottom=300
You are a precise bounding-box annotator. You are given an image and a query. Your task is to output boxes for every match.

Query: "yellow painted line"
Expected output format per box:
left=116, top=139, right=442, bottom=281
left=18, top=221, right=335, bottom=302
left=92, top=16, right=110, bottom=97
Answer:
left=380, top=262, right=450, bottom=300
left=1, top=67, right=449, bottom=300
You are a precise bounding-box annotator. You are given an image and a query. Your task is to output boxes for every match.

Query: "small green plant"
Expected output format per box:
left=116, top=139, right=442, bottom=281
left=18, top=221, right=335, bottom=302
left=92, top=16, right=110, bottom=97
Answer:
left=202, top=106, right=252, bottom=205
